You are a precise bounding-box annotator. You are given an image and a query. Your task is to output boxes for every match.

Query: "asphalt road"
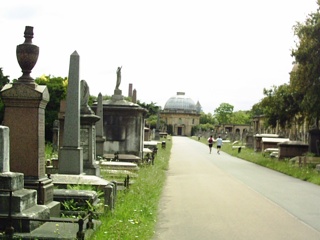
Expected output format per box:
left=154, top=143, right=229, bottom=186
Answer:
left=153, top=136, right=320, bottom=240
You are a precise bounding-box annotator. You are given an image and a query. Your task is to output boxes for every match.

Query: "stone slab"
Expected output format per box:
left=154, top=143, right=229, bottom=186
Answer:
left=50, top=174, right=109, bottom=189
left=10, top=219, right=100, bottom=239
left=53, top=189, right=99, bottom=207
left=103, top=154, right=141, bottom=163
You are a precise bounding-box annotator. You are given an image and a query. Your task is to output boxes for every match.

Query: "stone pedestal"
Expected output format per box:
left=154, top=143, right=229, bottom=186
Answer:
left=1, top=83, right=55, bottom=206
left=81, top=114, right=100, bottom=176
left=0, top=172, right=50, bottom=233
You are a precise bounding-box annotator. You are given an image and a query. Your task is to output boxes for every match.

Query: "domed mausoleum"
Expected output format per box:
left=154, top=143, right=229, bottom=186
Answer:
left=161, top=92, right=201, bottom=136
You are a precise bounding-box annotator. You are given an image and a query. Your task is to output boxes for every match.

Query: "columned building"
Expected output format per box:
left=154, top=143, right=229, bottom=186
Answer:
left=160, top=92, right=201, bottom=136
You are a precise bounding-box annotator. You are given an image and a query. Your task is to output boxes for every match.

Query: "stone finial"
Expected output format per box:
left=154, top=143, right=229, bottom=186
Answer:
left=16, top=26, right=39, bottom=85
left=0, top=126, right=10, bottom=172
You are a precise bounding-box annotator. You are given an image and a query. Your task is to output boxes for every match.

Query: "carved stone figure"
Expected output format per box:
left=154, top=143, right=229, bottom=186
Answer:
left=80, top=80, right=94, bottom=114
left=116, top=66, right=122, bottom=90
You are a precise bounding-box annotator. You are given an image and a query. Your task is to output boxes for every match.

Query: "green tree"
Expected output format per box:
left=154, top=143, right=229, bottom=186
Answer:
left=214, top=103, right=234, bottom=124
left=35, top=75, right=67, bottom=142
left=230, top=110, right=251, bottom=125
left=291, top=2, right=320, bottom=127
left=199, top=112, right=217, bottom=125
left=137, top=101, right=162, bottom=129
left=259, top=84, right=299, bottom=128
left=0, top=68, right=10, bottom=123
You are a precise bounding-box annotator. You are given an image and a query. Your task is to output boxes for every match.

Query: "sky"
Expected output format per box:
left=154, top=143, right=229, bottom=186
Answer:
left=1, top=0, right=318, bottom=113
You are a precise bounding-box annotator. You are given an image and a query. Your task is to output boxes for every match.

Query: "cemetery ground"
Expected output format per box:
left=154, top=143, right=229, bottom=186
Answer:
left=195, top=136, right=320, bottom=186
left=86, top=138, right=171, bottom=240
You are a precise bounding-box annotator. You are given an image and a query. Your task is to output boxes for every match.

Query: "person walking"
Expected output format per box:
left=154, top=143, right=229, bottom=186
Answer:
left=216, top=135, right=223, bottom=154
left=207, top=135, right=214, bottom=154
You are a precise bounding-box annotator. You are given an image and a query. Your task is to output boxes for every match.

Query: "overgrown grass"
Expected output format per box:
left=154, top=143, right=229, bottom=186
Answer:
left=194, top=136, right=320, bottom=185
left=91, top=139, right=171, bottom=240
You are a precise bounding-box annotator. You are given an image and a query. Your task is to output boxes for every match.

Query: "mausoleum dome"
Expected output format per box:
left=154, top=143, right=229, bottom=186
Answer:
left=164, top=92, right=197, bottom=113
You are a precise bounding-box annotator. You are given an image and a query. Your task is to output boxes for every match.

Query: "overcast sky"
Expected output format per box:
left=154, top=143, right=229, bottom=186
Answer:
left=1, top=0, right=318, bottom=113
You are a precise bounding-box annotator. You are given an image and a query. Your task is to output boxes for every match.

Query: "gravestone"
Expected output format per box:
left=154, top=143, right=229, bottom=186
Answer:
left=0, top=126, right=51, bottom=233
left=95, top=93, right=105, bottom=157
left=0, top=26, right=57, bottom=209
left=80, top=80, right=100, bottom=176
left=58, top=51, right=83, bottom=174
left=91, top=67, right=147, bottom=158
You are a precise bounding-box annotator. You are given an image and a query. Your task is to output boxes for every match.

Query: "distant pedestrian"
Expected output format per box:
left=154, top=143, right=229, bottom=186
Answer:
left=216, top=135, right=223, bottom=154
left=207, top=135, right=214, bottom=153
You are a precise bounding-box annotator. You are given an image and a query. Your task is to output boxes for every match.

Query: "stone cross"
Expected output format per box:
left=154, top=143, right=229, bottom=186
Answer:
left=0, top=126, right=10, bottom=173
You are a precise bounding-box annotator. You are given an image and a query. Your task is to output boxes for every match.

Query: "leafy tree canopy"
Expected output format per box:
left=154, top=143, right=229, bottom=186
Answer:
left=291, top=1, right=320, bottom=126
left=35, top=75, right=68, bottom=141
left=214, top=103, right=234, bottom=124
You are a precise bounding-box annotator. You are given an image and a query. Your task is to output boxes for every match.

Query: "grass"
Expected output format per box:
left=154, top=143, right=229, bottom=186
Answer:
left=90, top=139, right=171, bottom=240
left=193, top=136, right=320, bottom=185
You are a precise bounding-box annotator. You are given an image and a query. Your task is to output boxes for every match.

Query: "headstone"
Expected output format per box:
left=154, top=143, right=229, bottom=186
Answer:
left=0, top=126, right=51, bottom=233
left=52, top=119, right=59, bottom=152
left=58, top=51, right=83, bottom=174
left=95, top=93, right=105, bottom=157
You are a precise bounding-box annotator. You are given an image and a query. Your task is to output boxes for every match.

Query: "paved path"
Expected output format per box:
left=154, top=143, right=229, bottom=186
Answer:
left=153, top=136, right=320, bottom=240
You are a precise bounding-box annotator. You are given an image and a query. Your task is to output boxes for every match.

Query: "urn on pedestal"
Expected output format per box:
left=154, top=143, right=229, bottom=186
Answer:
left=16, top=26, right=39, bottom=85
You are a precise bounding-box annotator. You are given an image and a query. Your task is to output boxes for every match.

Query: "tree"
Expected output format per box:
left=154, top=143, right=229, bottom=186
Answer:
left=258, top=84, right=300, bottom=128
left=0, top=68, right=10, bottom=123
left=35, top=75, right=68, bottom=142
left=199, top=112, right=217, bottom=125
left=230, top=110, right=251, bottom=125
left=291, top=2, right=320, bottom=127
left=137, top=101, right=162, bottom=129
left=214, top=103, right=234, bottom=124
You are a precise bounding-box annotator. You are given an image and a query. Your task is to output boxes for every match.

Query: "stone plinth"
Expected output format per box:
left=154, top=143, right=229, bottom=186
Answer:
left=0, top=172, right=24, bottom=191
left=1, top=83, right=55, bottom=205
left=81, top=114, right=100, bottom=176
left=50, top=174, right=109, bottom=191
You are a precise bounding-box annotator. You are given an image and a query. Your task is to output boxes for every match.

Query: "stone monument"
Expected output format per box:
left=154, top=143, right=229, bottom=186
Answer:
left=0, top=26, right=58, bottom=211
left=95, top=93, right=106, bottom=157
left=80, top=80, right=100, bottom=176
left=92, top=67, right=147, bottom=158
left=58, top=51, right=83, bottom=174
left=0, top=126, right=50, bottom=233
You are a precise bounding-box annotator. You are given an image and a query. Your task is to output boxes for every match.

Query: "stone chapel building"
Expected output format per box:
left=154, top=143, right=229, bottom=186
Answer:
left=160, top=92, right=201, bottom=136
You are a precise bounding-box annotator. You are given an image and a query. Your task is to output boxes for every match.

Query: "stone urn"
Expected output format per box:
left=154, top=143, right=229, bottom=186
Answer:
left=16, top=26, right=39, bottom=85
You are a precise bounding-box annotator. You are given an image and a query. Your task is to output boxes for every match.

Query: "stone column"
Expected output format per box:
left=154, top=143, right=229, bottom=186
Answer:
left=95, top=93, right=105, bottom=157
left=132, top=89, right=137, bottom=103
left=128, top=83, right=133, bottom=98
left=0, top=126, right=10, bottom=173
left=58, top=51, right=83, bottom=174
